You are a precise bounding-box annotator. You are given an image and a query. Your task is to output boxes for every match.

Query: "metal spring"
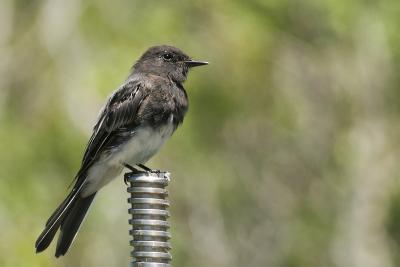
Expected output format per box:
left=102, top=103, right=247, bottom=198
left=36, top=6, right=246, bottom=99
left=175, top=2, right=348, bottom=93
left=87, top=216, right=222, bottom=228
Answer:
left=125, top=171, right=172, bottom=267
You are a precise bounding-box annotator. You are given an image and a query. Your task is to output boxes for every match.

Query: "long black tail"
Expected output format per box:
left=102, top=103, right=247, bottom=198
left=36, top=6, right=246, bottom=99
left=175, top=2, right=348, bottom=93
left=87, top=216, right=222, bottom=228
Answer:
left=35, top=183, right=96, bottom=257
left=55, top=194, right=95, bottom=257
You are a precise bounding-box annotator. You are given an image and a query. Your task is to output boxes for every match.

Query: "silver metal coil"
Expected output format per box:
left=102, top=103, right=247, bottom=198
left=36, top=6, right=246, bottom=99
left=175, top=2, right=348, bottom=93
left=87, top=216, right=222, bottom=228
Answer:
left=125, top=171, right=172, bottom=267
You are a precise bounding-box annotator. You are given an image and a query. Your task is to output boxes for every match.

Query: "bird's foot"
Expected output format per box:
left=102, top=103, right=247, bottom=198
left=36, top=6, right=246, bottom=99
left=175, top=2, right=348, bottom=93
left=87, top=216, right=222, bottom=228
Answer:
left=138, top=164, right=162, bottom=175
left=123, top=163, right=142, bottom=185
left=123, top=163, right=163, bottom=183
left=123, top=162, right=142, bottom=173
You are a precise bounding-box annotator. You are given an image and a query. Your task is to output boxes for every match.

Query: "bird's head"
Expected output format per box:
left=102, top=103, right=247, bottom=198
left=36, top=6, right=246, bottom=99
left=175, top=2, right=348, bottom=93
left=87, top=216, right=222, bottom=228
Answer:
left=132, top=45, right=208, bottom=83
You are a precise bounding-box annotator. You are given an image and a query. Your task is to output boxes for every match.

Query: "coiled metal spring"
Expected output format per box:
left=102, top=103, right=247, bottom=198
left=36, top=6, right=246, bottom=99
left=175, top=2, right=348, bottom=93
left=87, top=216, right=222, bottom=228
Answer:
left=125, top=171, right=172, bottom=267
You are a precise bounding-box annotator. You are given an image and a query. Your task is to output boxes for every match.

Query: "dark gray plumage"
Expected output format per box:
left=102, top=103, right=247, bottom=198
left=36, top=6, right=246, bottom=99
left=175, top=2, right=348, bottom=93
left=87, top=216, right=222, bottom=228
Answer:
left=35, top=45, right=207, bottom=257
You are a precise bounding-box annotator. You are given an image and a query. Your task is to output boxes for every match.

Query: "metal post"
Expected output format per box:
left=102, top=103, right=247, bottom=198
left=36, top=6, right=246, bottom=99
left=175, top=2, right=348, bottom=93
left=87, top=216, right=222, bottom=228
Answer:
left=125, top=171, right=172, bottom=267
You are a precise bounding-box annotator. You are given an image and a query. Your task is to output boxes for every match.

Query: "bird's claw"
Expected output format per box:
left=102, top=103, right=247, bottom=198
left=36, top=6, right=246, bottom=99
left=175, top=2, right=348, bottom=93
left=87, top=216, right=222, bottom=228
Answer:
left=137, top=164, right=162, bottom=176
left=123, top=162, right=143, bottom=184
left=144, top=169, right=162, bottom=176
left=124, top=163, right=164, bottom=179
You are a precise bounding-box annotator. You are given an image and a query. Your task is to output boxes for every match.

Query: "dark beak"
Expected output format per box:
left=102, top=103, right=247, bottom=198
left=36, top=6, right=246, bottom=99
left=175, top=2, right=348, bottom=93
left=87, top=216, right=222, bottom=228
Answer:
left=185, top=60, right=209, bottom=68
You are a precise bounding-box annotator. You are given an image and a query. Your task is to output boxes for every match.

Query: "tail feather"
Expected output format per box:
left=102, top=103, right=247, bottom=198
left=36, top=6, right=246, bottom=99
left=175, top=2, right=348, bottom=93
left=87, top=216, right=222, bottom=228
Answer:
left=35, top=177, right=95, bottom=256
left=45, top=195, right=70, bottom=226
left=55, top=194, right=96, bottom=257
left=35, top=219, right=61, bottom=253
left=35, top=191, right=75, bottom=253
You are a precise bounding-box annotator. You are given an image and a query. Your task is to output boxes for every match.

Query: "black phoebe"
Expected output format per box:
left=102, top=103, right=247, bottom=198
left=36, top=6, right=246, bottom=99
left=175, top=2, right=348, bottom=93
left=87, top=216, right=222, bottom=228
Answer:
left=35, top=45, right=207, bottom=257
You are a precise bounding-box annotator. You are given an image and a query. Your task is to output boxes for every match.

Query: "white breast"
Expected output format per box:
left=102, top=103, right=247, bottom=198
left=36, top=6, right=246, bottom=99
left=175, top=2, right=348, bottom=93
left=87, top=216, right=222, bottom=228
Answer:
left=82, top=116, right=175, bottom=196
left=117, top=123, right=175, bottom=165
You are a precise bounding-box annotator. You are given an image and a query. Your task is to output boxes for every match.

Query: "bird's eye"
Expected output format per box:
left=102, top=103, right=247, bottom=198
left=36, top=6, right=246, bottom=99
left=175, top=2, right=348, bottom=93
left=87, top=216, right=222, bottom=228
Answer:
left=162, top=53, right=173, bottom=61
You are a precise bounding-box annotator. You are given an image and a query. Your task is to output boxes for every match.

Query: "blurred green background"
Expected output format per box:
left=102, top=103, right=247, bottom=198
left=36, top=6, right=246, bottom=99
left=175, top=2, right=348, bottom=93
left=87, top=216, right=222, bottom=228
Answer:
left=2, top=0, right=400, bottom=266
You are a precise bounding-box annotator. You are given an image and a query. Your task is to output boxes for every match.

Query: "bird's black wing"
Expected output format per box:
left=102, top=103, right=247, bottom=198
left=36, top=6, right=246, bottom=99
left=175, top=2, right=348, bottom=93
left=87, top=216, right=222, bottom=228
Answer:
left=79, top=79, right=147, bottom=174
left=35, top=79, right=149, bottom=256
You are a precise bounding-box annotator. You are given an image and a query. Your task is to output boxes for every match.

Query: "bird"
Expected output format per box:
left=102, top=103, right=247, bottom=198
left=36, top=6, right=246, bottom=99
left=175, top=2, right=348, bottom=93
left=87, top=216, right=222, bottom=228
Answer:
left=35, top=45, right=208, bottom=257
